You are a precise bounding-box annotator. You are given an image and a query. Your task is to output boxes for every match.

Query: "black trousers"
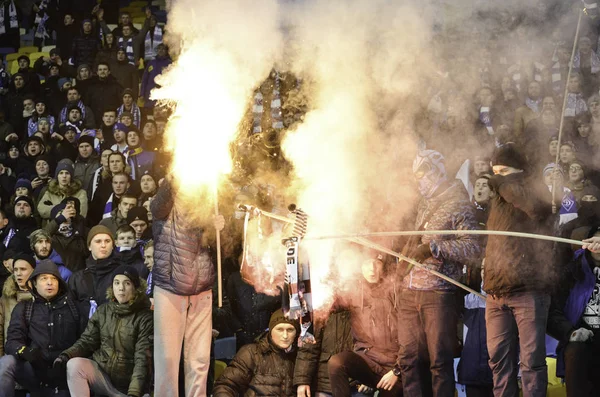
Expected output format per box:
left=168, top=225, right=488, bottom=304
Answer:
left=328, top=351, right=403, bottom=397
left=564, top=337, right=600, bottom=397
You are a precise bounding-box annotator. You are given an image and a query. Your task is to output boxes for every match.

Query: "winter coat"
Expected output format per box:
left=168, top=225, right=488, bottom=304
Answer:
left=71, top=32, right=99, bottom=68
left=84, top=75, right=123, bottom=123
left=111, top=60, right=139, bottom=97
left=114, top=247, right=149, bottom=280
left=37, top=179, right=88, bottom=221
left=44, top=216, right=89, bottom=272
left=35, top=250, right=72, bottom=282
left=227, top=271, right=281, bottom=348
left=151, top=179, right=215, bottom=296
left=213, top=333, right=297, bottom=397
left=99, top=207, right=127, bottom=235
left=68, top=254, right=123, bottom=327
left=74, top=155, right=101, bottom=192
left=457, top=293, right=492, bottom=386
left=0, top=277, right=32, bottom=356
left=293, top=311, right=353, bottom=393
left=62, top=283, right=153, bottom=397
left=140, top=56, right=172, bottom=106
left=484, top=173, right=555, bottom=297
left=128, top=149, right=155, bottom=180
left=56, top=22, right=79, bottom=61
left=547, top=249, right=597, bottom=378
left=403, top=182, right=481, bottom=290
left=5, top=216, right=39, bottom=254
left=5, top=261, right=82, bottom=385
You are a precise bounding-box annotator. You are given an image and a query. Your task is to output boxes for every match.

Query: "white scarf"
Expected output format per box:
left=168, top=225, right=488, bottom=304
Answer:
left=144, top=26, right=163, bottom=61
left=118, top=36, right=135, bottom=65
left=0, top=1, right=18, bottom=35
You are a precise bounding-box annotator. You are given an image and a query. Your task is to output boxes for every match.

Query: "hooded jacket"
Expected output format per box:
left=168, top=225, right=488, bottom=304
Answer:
left=74, top=154, right=101, bottom=192
left=6, top=216, right=39, bottom=254
left=37, top=179, right=88, bottom=220
left=67, top=254, right=122, bottom=328
left=45, top=214, right=89, bottom=272
left=0, top=277, right=32, bottom=356
left=484, top=173, right=556, bottom=296
left=151, top=179, right=215, bottom=296
left=62, top=282, right=153, bottom=397
left=5, top=260, right=82, bottom=384
left=84, top=74, right=123, bottom=122
left=71, top=32, right=99, bottom=68
left=213, top=333, right=297, bottom=396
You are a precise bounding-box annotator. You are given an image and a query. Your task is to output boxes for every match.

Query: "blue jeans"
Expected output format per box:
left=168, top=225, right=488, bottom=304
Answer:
left=397, top=289, right=458, bottom=397
left=0, top=354, right=69, bottom=397
left=485, top=291, right=550, bottom=397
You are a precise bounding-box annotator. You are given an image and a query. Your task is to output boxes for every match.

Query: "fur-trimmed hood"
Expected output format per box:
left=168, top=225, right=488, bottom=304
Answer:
left=47, top=178, right=83, bottom=197
left=106, top=278, right=150, bottom=314
left=2, top=276, right=33, bottom=301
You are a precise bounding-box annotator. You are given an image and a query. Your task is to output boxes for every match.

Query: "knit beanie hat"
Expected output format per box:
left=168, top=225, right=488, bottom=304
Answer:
left=58, top=77, right=71, bottom=90
left=17, top=55, right=29, bottom=64
left=126, top=206, right=149, bottom=224
left=78, top=135, right=95, bottom=148
left=268, top=309, right=300, bottom=335
left=87, top=225, right=114, bottom=246
left=55, top=159, right=74, bottom=178
left=543, top=163, right=563, bottom=177
left=35, top=154, right=51, bottom=167
left=77, top=64, right=90, bottom=75
left=14, top=195, right=34, bottom=210
left=15, top=178, right=32, bottom=192
left=112, top=265, right=141, bottom=289
left=29, top=229, right=51, bottom=251
left=491, top=143, right=526, bottom=170
left=122, top=88, right=134, bottom=98
left=114, top=123, right=129, bottom=133
left=13, top=253, right=36, bottom=269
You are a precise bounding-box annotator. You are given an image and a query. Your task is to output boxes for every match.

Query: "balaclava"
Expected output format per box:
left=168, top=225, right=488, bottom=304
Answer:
left=413, top=150, right=447, bottom=198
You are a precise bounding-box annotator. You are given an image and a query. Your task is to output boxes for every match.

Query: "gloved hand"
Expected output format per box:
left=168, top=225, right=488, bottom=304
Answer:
left=487, top=174, right=503, bottom=193
left=569, top=328, right=594, bottom=342
left=411, top=244, right=432, bottom=263
left=18, top=346, right=42, bottom=363
left=53, top=354, right=69, bottom=373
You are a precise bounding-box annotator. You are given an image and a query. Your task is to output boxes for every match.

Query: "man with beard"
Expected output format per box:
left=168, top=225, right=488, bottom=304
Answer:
left=5, top=196, right=39, bottom=254
left=29, top=229, right=72, bottom=281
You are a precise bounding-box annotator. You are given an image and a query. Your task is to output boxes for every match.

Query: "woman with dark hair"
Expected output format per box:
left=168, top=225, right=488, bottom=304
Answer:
left=27, top=99, right=55, bottom=137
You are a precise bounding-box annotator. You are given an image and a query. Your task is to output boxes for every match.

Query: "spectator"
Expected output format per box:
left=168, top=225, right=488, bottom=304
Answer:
left=0, top=260, right=81, bottom=397
left=89, top=148, right=113, bottom=200
left=120, top=111, right=134, bottom=128
left=74, top=64, right=92, bottom=99
left=100, top=191, right=136, bottom=234
left=27, top=99, right=55, bottom=137
left=68, top=224, right=120, bottom=322
left=0, top=109, right=14, bottom=142
left=141, top=120, right=161, bottom=152
left=6, top=196, right=39, bottom=254
left=71, top=19, right=100, bottom=68
left=485, top=143, right=555, bottom=397
left=50, top=125, right=79, bottom=162
left=127, top=206, right=151, bottom=242
left=112, top=11, right=139, bottom=37
left=56, top=12, right=78, bottom=61
left=117, top=27, right=137, bottom=66
left=114, top=223, right=148, bottom=279
left=31, top=0, right=53, bottom=48
left=97, top=108, right=118, bottom=148
left=59, top=87, right=95, bottom=128
left=74, top=135, right=100, bottom=191
left=151, top=175, right=225, bottom=396
left=46, top=76, right=72, bottom=117
left=84, top=62, right=122, bottom=123
left=29, top=228, right=72, bottom=280
left=138, top=10, right=163, bottom=63
left=118, top=89, right=141, bottom=126
left=56, top=265, right=153, bottom=397
left=111, top=122, right=129, bottom=153
left=140, top=43, right=172, bottom=110
left=564, top=74, right=588, bottom=118
left=45, top=197, right=88, bottom=272
left=31, top=155, right=51, bottom=199
left=16, top=55, right=41, bottom=96
left=0, top=0, right=20, bottom=51
left=513, top=80, right=543, bottom=141
left=112, top=50, right=139, bottom=97
left=127, top=128, right=155, bottom=180
left=89, top=162, right=130, bottom=225
left=95, top=32, right=118, bottom=66
left=138, top=171, right=157, bottom=207
left=38, top=160, right=88, bottom=223
left=214, top=309, right=300, bottom=396
left=0, top=253, right=34, bottom=356
left=64, top=104, right=85, bottom=136
left=5, top=77, right=30, bottom=139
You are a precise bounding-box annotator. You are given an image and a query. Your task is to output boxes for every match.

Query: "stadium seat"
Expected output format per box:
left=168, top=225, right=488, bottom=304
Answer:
left=19, top=28, right=25, bottom=36
left=18, top=46, right=38, bottom=55
left=133, top=23, right=143, bottom=30
left=29, top=52, right=49, bottom=64
left=214, top=360, right=227, bottom=381
left=5, top=52, right=19, bottom=63
left=214, top=337, right=236, bottom=361
left=133, top=16, right=146, bottom=25
left=41, top=45, right=55, bottom=54
left=107, top=24, right=118, bottom=31
left=9, top=59, right=18, bottom=74
left=130, top=1, right=149, bottom=8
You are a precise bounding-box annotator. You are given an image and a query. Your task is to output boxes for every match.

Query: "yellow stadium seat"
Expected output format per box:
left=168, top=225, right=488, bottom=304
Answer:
left=107, top=24, right=118, bottom=31
left=214, top=360, right=227, bottom=381
left=41, top=45, right=55, bottom=54
left=133, top=16, right=146, bottom=25
left=130, top=1, right=148, bottom=8
left=133, top=23, right=143, bottom=31
left=18, top=46, right=38, bottom=55
left=5, top=53, right=19, bottom=63
left=10, top=60, right=18, bottom=74
left=19, top=28, right=25, bottom=36
left=29, top=52, right=49, bottom=64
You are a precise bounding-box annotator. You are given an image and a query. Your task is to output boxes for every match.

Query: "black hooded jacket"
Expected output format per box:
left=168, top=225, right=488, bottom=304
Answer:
left=5, top=260, right=82, bottom=385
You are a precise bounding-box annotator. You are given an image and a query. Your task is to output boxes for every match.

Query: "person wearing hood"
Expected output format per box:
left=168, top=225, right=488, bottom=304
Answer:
left=30, top=228, right=72, bottom=281
left=59, top=86, right=95, bottom=129
left=84, top=62, right=123, bottom=123
left=141, top=43, right=172, bottom=110
left=397, top=149, right=481, bottom=396
left=6, top=196, right=39, bottom=254
left=0, top=259, right=82, bottom=397
left=54, top=265, right=153, bottom=397
left=74, top=135, right=101, bottom=192
left=16, top=55, right=41, bottom=96
left=485, top=143, right=556, bottom=397
left=68, top=225, right=123, bottom=326
left=71, top=19, right=100, bottom=68
left=74, top=63, right=92, bottom=99
left=45, top=197, right=88, bottom=272
left=38, top=159, right=88, bottom=223
left=214, top=309, right=300, bottom=396
left=0, top=253, right=34, bottom=356
left=547, top=224, right=600, bottom=396
left=112, top=50, right=139, bottom=98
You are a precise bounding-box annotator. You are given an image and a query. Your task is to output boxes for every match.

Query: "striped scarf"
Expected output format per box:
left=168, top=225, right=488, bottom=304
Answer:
left=33, top=0, right=50, bottom=39
left=144, top=26, right=163, bottom=61
left=565, top=93, right=588, bottom=117
left=0, top=1, right=18, bottom=35
left=2, top=227, right=15, bottom=247
left=479, top=107, right=494, bottom=135
left=552, top=61, right=563, bottom=95
left=572, top=50, right=600, bottom=74
left=117, top=103, right=141, bottom=128
left=60, top=100, right=86, bottom=124
left=127, top=147, right=143, bottom=180
left=533, top=62, right=545, bottom=83
left=507, top=63, right=522, bottom=93
left=252, top=71, right=283, bottom=134
left=525, top=97, right=542, bottom=113
left=118, top=36, right=135, bottom=65
left=103, top=193, right=114, bottom=219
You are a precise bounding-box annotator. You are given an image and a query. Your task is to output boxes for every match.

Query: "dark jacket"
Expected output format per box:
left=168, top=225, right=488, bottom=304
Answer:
left=5, top=260, right=82, bottom=385
left=67, top=254, right=122, bottom=327
left=6, top=216, right=39, bottom=254
left=213, top=333, right=297, bottom=397
left=84, top=75, right=123, bottom=122
left=74, top=154, right=101, bottom=192
left=151, top=179, right=214, bottom=296
left=44, top=215, right=89, bottom=272
left=114, top=246, right=149, bottom=280
left=62, top=282, right=153, bottom=397
left=56, top=22, right=79, bottom=61
left=128, top=149, right=155, bottom=180
left=71, top=32, right=99, bottom=68
left=293, top=311, right=353, bottom=393
left=111, top=60, right=139, bottom=97
left=484, top=173, right=555, bottom=296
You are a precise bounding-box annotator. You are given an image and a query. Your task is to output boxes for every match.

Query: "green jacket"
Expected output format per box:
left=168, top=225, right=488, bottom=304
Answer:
left=62, top=283, right=153, bottom=397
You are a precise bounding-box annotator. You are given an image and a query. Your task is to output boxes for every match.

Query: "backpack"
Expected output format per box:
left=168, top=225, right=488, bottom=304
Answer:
left=23, top=296, right=80, bottom=327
